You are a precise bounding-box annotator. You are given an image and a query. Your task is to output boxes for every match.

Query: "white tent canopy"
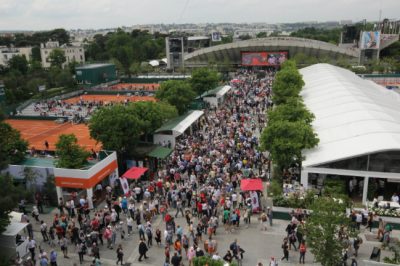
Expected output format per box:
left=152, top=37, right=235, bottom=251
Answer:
left=216, top=85, right=231, bottom=97
left=300, top=64, right=400, bottom=167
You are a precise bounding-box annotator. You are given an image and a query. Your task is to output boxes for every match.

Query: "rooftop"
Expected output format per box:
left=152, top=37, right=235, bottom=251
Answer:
left=76, top=63, right=114, bottom=70
left=300, top=64, right=400, bottom=168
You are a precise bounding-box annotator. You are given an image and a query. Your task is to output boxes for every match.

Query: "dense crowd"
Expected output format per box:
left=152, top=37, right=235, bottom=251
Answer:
left=17, top=69, right=278, bottom=266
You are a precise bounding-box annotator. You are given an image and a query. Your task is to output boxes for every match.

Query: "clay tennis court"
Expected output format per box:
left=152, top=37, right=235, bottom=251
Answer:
left=63, top=94, right=156, bottom=104
left=6, top=119, right=101, bottom=152
left=109, top=83, right=159, bottom=91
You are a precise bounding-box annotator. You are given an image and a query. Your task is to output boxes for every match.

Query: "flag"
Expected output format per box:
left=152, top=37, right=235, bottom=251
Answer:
left=119, top=177, right=130, bottom=195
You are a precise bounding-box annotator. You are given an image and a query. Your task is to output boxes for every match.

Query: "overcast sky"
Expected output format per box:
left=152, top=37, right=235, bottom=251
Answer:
left=0, top=0, right=399, bottom=31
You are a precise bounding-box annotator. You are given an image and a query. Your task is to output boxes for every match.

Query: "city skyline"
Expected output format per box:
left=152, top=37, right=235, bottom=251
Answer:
left=0, top=0, right=399, bottom=31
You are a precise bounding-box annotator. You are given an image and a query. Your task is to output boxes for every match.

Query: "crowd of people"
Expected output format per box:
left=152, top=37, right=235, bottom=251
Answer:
left=16, top=69, right=288, bottom=266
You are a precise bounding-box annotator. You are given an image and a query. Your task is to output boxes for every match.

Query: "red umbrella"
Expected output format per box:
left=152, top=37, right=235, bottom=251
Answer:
left=240, top=178, right=263, bottom=191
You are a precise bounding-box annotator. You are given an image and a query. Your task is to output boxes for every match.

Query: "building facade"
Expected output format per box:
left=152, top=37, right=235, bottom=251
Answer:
left=40, top=41, right=85, bottom=68
left=0, top=46, right=32, bottom=66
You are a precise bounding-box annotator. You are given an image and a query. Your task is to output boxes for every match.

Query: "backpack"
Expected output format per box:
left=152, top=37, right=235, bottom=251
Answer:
left=146, top=228, right=152, bottom=237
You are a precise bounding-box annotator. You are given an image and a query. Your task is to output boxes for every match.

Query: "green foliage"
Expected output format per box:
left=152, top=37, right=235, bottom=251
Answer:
left=305, top=197, right=356, bottom=266
left=49, top=48, right=66, bottom=68
left=89, top=104, right=142, bottom=155
left=8, top=55, right=28, bottom=75
left=273, top=190, right=316, bottom=209
left=0, top=174, right=26, bottom=234
left=0, top=121, right=28, bottom=169
left=156, top=80, right=196, bottom=114
left=193, top=256, right=236, bottom=266
left=131, top=101, right=178, bottom=136
left=268, top=178, right=283, bottom=197
left=323, top=179, right=347, bottom=197
left=55, top=134, right=90, bottom=169
left=256, top=32, right=268, bottom=38
left=190, top=68, right=220, bottom=96
left=267, top=98, right=314, bottom=125
left=272, top=62, right=305, bottom=105
left=43, top=175, right=58, bottom=206
left=0, top=28, right=70, bottom=47
left=260, top=120, right=319, bottom=170
left=85, top=29, right=165, bottom=75
left=290, top=27, right=341, bottom=44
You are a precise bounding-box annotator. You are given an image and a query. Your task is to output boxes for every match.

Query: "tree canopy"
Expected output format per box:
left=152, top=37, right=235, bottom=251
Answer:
left=260, top=60, right=318, bottom=171
left=0, top=174, right=26, bottom=234
left=156, top=80, right=196, bottom=115
left=304, top=197, right=355, bottom=266
left=260, top=120, right=319, bottom=169
left=272, top=61, right=305, bottom=105
left=0, top=120, right=28, bottom=170
left=89, top=101, right=178, bottom=156
left=190, top=68, right=220, bottom=96
left=49, top=48, right=66, bottom=68
left=55, top=134, right=90, bottom=169
left=8, top=55, right=28, bottom=75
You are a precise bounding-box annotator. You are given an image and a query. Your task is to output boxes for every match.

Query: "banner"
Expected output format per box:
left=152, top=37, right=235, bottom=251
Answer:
left=211, top=32, right=222, bottom=42
left=119, top=177, right=130, bottom=195
left=250, top=191, right=259, bottom=212
left=241, top=51, right=288, bottom=66
left=360, top=31, right=380, bottom=49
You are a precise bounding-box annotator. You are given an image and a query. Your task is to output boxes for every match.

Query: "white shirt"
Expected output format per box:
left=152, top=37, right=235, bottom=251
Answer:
left=28, top=239, right=36, bottom=249
left=391, top=195, right=399, bottom=203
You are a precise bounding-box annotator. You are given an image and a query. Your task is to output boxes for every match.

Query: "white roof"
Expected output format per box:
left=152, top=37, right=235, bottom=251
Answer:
left=216, top=85, right=231, bottom=97
left=300, top=64, right=400, bottom=167
left=149, top=60, right=160, bottom=67
left=2, top=222, right=28, bottom=236
left=173, top=110, right=204, bottom=136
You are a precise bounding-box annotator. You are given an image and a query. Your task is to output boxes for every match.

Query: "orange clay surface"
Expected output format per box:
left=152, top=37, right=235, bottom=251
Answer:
left=109, top=83, right=159, bottom=90
left=63, top=94, right=156, bottom=104
left=6, top=119, right=101, bottom=152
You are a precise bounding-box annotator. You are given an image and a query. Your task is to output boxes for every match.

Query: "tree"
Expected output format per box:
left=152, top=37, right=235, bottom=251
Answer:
left=156, top=80, right=196, bottom=114
left=190, top=68, right=220, bottom=96
left=0, top=174, right=25, bottom=234
left=256, top=32, right=268, bottom=38
left=89, top=105, right=143, bottom=156
left=131, top=101, right=178, bottom=137
left=267, top=98, right=315, bottom=125
left=304, top=197, right=355, bottom=266
left=48, top=48, right=66, bottom=68
left=260, top=120, right=319, bottom=170
left=272, top=62, right=305, bottom=105
left=8, top=55, right=28, bottom=75
left=55, top=134, right=90, bottom=169
left=0, top=121, right=28, bottom=169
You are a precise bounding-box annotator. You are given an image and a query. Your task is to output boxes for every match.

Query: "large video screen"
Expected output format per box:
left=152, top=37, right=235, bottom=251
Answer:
left=241, top=51, right=288, bottom=66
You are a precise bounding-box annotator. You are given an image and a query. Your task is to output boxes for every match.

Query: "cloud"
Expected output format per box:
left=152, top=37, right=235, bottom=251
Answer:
left=0, top=0, right=398, bottom=30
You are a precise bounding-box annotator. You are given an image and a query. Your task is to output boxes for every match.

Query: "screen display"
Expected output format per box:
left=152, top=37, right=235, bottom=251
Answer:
left=241, top=51, right=288, bottom=66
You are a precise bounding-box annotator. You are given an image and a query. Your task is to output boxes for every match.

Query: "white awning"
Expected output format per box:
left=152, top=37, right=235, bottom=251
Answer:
left=216, top=85, right=231, bottom=97
left=300, top=64, right=400, bottom=167
left=149, top=60, right=159, bottom=67
left=173, top=110, right=204, bottom=136
left=2, top=222, right=28, bottom=236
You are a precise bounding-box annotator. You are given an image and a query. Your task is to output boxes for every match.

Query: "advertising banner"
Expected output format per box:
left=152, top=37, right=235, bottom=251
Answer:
left=241, top=51, right=288, bottom=66
left=360, top=31, right=381, bottom=49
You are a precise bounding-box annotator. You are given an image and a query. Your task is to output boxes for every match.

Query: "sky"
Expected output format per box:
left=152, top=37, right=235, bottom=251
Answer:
left=0, top=0, right=399, bottom=31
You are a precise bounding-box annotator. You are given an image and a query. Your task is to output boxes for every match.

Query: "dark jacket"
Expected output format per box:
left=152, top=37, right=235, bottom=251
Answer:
left=171, top=255, right=181, bottom=266
left=139, top=242, right=148, bottom=254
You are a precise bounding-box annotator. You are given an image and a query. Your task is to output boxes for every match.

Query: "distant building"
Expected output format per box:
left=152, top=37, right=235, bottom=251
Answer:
left=0, top=46, right=32, bottom=66
left=0, top=81, right=5, bottom=103
left=75, top=63, right=117, bottom=86
left=166, top=36, right=211, bottom=70
left=40, top=41, right=85, bottom=68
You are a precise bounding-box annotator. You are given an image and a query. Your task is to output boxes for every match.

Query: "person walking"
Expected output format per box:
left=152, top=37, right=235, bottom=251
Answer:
left=77, top=242, right=85, bottom=264
left=281, top=238, right=289, bottom=261
left=49, top=249, right=57, bottom=266
left=40, top=221, right=49, bottom=243
left=299, top=240, right=306, bottom=264
left=138, top=239, right=149, bottom=261
left=60, top=236, right=69, bottom=258
left=116, top=244, right=124, bottom=265
left=92, top=242, right=100, bottom=259
left=27, top=237, right=36, bottom=262
left=171, top=252, right=182, bottom=266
